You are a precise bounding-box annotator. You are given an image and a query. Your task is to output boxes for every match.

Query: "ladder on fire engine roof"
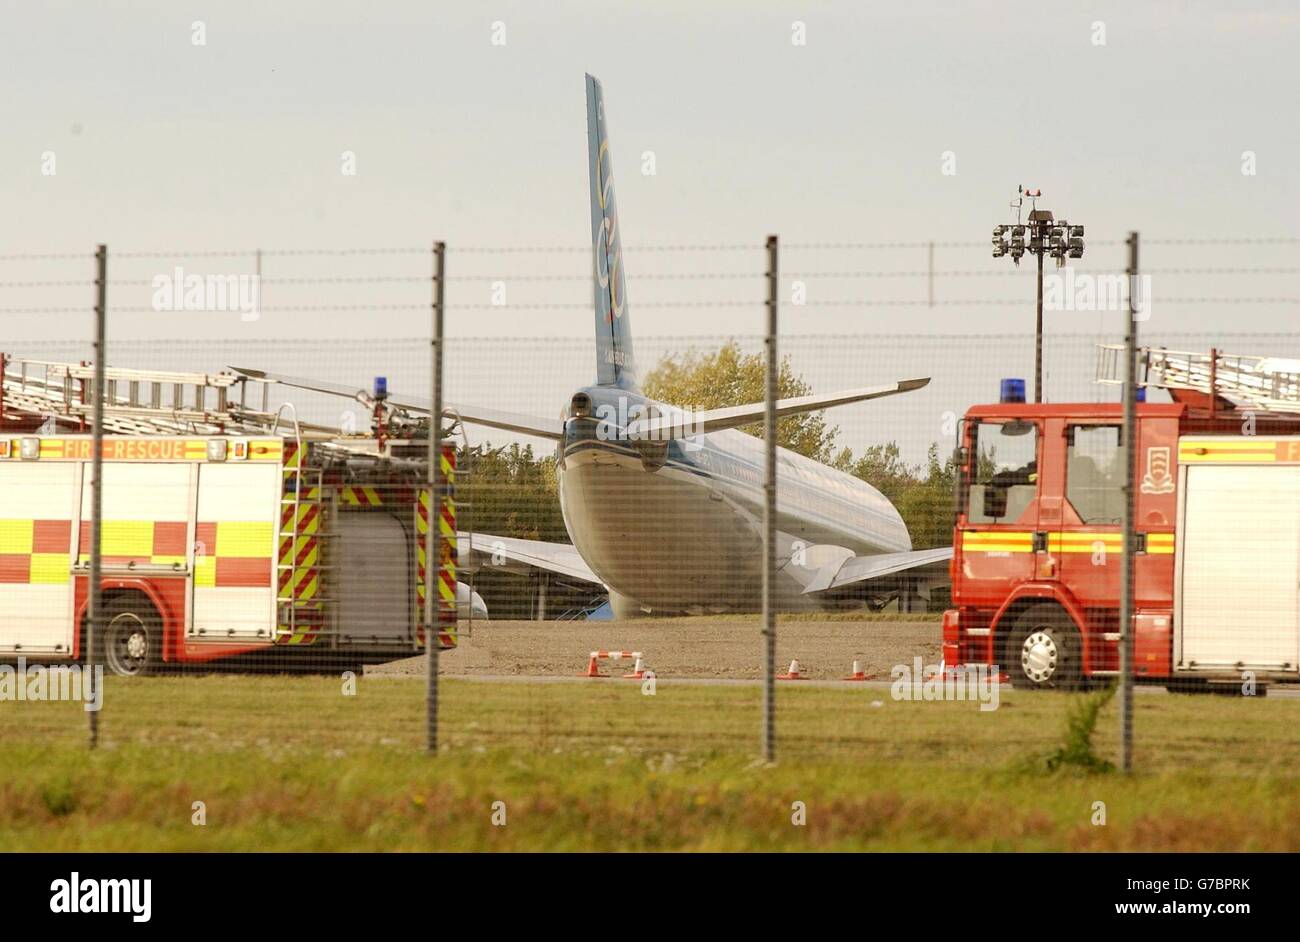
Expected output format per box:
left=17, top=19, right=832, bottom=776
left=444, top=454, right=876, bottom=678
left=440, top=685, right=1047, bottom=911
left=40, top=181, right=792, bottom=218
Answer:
left=0, top=355, right=383, bottom=448
left=1096, top=345, right=1300, bottom=415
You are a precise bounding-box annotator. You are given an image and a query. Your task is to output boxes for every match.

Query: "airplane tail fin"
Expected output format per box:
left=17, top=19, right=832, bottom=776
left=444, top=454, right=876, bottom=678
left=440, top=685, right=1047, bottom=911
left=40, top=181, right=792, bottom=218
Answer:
left=586, top=74, right=638, bottom=390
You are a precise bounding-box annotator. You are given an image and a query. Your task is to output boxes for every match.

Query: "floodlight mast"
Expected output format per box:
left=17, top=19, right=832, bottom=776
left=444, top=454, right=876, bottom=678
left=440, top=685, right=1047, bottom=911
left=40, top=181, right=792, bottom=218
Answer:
left=990, top=186, right=1085, bottom=403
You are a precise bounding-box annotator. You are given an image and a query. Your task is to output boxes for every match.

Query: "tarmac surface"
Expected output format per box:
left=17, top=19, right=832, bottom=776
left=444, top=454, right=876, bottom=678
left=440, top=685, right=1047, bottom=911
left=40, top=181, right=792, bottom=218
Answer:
left=367, top=615, right=1300, bottom=699
left=368, top=615, right=943, bottom=681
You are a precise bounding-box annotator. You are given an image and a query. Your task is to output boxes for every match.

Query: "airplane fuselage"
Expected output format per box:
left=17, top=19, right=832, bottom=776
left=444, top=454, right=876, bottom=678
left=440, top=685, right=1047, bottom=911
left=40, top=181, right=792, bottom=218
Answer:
left=555, top=385, right=911, bottom=613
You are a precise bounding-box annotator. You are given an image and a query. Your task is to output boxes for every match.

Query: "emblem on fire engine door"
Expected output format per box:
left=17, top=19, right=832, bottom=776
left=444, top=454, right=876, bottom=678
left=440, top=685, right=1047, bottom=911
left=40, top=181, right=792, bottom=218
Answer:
left=1140, top=445, right=1175, bottom=494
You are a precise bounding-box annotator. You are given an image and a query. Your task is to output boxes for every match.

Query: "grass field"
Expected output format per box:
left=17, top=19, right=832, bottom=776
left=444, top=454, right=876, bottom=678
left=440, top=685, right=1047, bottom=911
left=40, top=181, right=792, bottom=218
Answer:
left=3, top=674, right=1299, bottom=851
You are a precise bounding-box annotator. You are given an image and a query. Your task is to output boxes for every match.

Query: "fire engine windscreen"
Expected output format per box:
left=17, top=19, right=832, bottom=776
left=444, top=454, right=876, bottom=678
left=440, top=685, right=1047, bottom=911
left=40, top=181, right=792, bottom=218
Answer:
left=968, top=421, right=1038, bottom=524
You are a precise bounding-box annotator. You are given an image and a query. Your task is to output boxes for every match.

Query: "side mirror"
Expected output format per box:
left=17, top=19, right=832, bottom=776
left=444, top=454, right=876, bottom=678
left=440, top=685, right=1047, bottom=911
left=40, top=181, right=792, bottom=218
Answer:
left=983, top=486, right=1008, bottom=520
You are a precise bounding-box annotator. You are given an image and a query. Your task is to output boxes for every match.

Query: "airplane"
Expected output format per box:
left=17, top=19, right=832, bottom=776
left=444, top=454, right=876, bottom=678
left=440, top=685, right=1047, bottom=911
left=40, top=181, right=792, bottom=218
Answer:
left=235, top=74, right=952, bottom=617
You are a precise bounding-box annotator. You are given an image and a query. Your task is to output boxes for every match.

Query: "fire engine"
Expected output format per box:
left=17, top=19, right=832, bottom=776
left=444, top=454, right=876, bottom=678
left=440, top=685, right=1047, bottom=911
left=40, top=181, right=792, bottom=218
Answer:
left=0, top=356, right=462, bottom=676
left=945, top=347, right=1300, bottom=691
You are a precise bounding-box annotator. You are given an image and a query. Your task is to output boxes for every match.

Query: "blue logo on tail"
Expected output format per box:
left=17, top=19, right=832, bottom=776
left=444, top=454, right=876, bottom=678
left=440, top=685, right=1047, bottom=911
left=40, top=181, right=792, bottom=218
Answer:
left=586, top=74, right=638, bottom=390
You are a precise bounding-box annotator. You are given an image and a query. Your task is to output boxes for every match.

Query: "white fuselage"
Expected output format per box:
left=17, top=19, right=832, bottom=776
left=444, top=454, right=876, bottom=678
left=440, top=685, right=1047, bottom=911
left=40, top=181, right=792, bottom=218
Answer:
left=556, top=406, right=911, bottom=614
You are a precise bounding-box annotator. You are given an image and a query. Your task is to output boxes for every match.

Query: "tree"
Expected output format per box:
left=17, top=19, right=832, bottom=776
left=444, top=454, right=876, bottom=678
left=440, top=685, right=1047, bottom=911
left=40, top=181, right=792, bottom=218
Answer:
left=641, top=340, right=840, bottom=462
left=835, top=441, right=956, bottom=549
left=457, top=443, right=566, bottom=542
left=832, top=441, right=915, bottom=505
left=893, top=444, right=957, bottom=550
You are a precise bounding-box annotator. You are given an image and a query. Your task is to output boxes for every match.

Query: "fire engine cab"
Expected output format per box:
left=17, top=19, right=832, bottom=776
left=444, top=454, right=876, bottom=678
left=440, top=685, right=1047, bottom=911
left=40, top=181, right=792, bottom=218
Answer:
left=945, top=348, right=1300, bottom=690
left=0, top=356, right=462, bottom=676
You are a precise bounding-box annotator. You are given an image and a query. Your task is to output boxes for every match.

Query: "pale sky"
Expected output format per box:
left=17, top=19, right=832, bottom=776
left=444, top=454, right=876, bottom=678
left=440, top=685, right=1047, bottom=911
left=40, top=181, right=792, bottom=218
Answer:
left=2, top=1, right=1297, bottom=458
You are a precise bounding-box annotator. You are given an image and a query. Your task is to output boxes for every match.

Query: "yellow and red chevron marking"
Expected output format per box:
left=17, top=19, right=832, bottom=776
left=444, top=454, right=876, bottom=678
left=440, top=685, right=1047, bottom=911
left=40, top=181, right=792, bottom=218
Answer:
left=279, top=605, right=324, bottom=645
left=340, top=485, right=383, bottom=506
left=277, top=534, right=320, bottom=600
left=275, top=447, right=322, bottom=644
left=416, top=489, right=429, bottom=605
left=438, top=498, right=457, bottom=607
left=415, top=446, right=457, bottom=647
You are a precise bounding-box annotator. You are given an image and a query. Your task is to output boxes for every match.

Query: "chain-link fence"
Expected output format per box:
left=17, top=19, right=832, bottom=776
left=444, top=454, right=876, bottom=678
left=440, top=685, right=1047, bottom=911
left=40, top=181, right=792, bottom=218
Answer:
left=3, top=238, right=1299, bottom=850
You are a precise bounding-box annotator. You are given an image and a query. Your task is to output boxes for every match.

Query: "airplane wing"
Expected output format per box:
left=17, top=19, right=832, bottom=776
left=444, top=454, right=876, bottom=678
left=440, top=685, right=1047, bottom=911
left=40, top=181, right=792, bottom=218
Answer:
left=626, top=378, right=930, bottom=440
left=457, top=531, right=601, bottom=585
left=801, top=546, right=953, bottom=594
left=229, top=367, right=564, bottom=440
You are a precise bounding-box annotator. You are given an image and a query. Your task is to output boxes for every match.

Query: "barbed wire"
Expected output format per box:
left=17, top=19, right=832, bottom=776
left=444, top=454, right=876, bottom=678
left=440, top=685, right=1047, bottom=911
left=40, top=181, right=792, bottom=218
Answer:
left=0, top=252, right=92, bottom=262
left=1143, top=237, right=1300, bottom=246
left=450, top=243, right=763, bottom=254
left=4, top=266, right=1297, bottom=292
left=0, top=280, right=97, bottom=288
left=3, top=295, right=1296, bottom=315
left=3, top=237, right=1298, bottom=263
left=258, top=275, right=432, bottom=285
left=797, top=297, right=1299, bottom=307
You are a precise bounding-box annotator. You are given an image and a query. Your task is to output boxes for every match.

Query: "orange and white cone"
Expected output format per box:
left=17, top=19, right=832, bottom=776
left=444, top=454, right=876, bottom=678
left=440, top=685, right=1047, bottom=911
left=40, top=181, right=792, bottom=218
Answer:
left=581, top=654, right=605, bottom=678
left=777, top=658, right=808, bottom=680
left=622, top=657, right=648, bottom=679
left=843, top=660, right=871, bottom=681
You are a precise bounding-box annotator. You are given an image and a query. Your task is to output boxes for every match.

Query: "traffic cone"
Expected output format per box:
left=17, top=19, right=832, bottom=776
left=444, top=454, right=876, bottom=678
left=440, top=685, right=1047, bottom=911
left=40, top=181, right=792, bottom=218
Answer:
left=581, top=654, right=605, bottom=678
left=776, top=658, right=808, bottom=680
left=622, top=657, right=647, bottom=679
left=843, top=660, right=871, bottom=681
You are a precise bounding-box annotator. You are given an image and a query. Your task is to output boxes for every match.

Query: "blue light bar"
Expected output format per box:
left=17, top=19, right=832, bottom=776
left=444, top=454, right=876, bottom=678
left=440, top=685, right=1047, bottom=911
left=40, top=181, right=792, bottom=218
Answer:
left=374, top=376, right=388, bottom=398
left=1000, top=378, right=1026, bottom=404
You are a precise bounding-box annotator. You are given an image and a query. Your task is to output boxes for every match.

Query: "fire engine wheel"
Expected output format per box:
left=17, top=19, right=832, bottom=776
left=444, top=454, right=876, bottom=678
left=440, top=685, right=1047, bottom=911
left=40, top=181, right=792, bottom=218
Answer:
left=1007, top=607, right=1082, bottom=691
left=100, top=601, right=162, bottom=677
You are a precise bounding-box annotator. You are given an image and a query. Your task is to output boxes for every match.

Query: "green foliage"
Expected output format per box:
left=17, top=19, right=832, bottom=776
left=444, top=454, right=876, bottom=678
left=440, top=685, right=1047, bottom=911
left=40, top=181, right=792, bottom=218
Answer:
left=456, top=443, right=596, bottom=619
left=1046, top=684, right=1118, bottom=774
left=40, top=776, right=78, bottom=817
left=835, top=442, right=957, bottom=550
left=641, top=340, right=841, bottom=463
left=457, top=443, right=566, bottom=542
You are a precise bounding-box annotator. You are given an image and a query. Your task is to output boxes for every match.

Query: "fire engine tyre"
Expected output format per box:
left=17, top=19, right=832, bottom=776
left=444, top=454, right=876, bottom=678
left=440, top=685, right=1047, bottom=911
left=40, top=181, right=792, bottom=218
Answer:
left=99, top=597, right=163, bottom=677
left=1006, top=606, right=1082, bottom=691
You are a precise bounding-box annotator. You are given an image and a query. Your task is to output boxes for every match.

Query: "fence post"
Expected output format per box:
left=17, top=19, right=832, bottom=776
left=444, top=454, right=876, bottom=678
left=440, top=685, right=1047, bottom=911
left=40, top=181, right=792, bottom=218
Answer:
left=762, top=235, right=779, bottom=763
left=1119, top=231, right=1140, bottom=772
left=427, top=240, right=446, bottom=754
left=88, top=244, right=107, bottom=750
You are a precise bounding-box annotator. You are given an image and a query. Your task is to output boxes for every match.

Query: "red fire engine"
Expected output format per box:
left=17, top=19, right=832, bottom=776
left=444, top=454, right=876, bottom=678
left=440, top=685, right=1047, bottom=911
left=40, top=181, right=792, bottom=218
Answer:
left=944, top=347, right=1300, bottom=690
left=0, top=356, right=459, bottom=676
